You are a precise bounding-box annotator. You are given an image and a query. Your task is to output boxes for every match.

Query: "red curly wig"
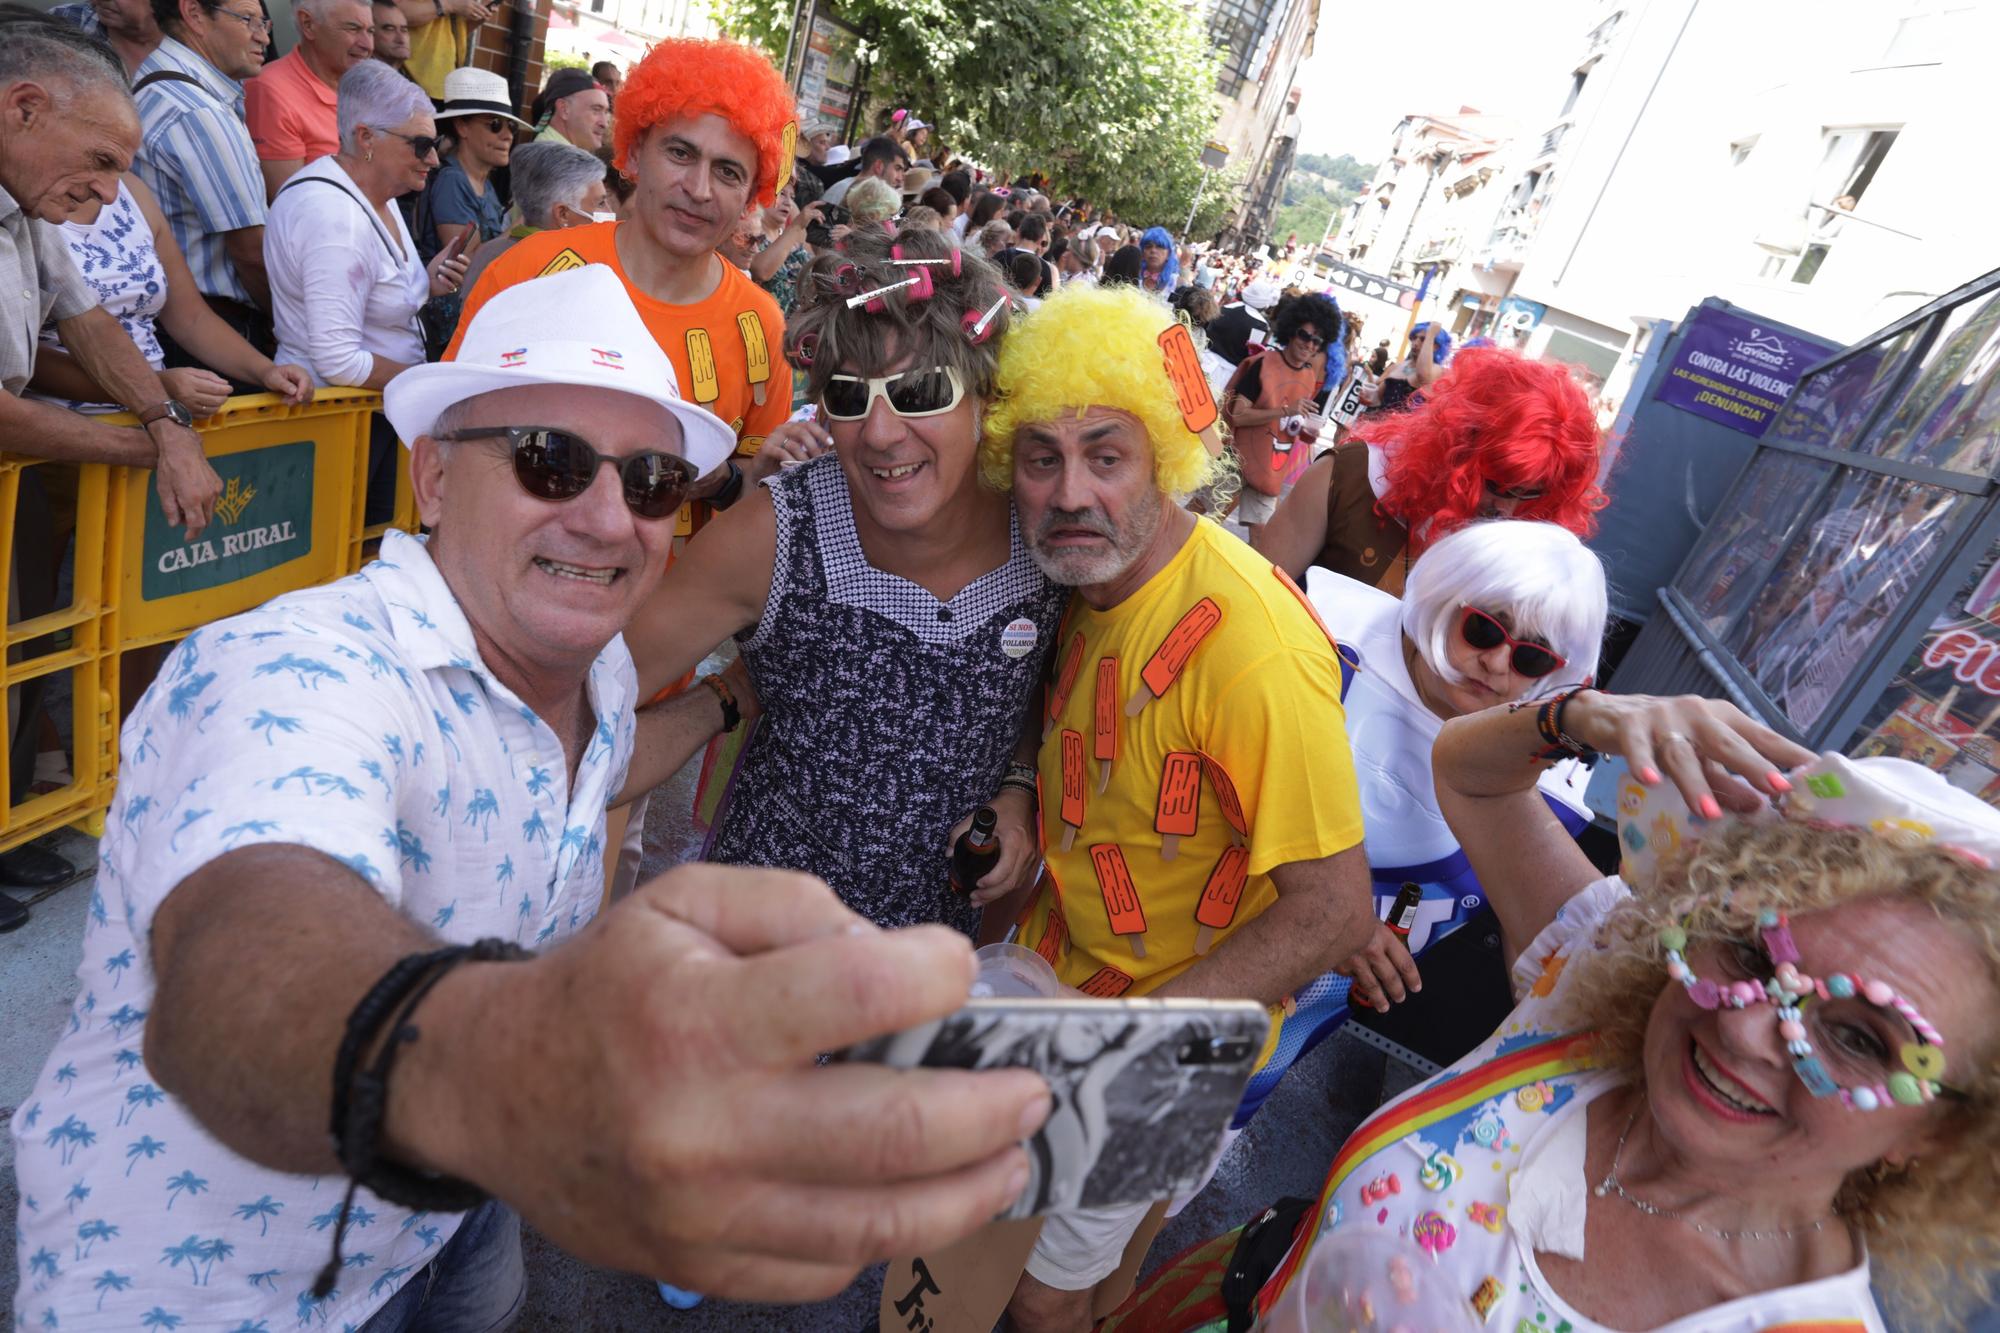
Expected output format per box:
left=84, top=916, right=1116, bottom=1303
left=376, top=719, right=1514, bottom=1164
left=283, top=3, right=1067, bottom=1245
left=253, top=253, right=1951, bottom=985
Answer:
left=1372, top=347, right=1606, bottom=542
left=613, top=38, right=798, bottom=207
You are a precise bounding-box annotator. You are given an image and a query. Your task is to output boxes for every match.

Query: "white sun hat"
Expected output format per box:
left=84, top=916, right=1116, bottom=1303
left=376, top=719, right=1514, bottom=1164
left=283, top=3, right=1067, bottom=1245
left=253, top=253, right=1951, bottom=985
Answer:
left=383, top=264, right=737, bottom=475
left=435, top=67, right=534, bottom=131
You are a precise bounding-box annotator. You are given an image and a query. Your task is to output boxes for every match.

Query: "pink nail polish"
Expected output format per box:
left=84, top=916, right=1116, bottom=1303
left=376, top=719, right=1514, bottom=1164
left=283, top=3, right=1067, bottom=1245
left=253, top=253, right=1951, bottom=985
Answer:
left=1699, top=795, right=1721, bottom=820
left=1641, top=767, right=1662, bottom=785
left=1768, top=772, right=1793, bottom=792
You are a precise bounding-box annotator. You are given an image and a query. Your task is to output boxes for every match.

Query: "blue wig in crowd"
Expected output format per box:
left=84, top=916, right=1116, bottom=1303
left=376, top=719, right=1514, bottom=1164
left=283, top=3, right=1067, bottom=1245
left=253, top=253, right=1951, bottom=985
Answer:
left=1411, top=321, right=1454, bottom=363
left=1139, top=226, right=1180, bottom=294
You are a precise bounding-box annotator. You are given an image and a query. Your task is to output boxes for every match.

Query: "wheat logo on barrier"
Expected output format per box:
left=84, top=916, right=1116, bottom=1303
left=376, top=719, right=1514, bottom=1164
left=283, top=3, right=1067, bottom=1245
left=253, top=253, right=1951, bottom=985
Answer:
left=215, top=476, right=258, bottom=525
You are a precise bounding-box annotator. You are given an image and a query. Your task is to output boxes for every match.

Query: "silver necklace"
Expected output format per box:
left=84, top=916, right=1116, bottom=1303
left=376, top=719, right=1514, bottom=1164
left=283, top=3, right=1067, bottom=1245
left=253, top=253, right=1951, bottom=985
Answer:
left=1594, top=1102, right=1829, bottom=1243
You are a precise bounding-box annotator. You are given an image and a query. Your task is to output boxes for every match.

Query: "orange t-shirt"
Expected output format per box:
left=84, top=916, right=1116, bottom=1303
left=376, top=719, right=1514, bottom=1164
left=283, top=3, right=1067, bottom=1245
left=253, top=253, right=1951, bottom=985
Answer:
left=447, top=222, right=789, bottom=479
left=243, top=48, right=340, bottom=165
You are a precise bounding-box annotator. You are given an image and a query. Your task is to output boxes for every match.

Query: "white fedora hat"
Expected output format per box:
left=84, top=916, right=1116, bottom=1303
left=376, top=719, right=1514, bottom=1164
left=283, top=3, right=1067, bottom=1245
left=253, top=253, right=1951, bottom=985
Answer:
left=384, top=264, right=737, bottom=475
left=436, top=67, right=534, bottom=131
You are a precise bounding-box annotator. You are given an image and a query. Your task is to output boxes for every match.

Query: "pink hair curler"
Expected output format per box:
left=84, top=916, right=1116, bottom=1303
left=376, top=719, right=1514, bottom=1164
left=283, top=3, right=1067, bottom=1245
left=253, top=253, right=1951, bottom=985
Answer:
left=963, top=290, right=1007, bottom=344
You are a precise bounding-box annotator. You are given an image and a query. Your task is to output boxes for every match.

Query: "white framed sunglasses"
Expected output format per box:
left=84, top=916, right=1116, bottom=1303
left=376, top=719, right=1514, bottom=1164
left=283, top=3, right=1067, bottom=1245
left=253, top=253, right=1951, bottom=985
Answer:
left=820, top=365, right=966, bottom=421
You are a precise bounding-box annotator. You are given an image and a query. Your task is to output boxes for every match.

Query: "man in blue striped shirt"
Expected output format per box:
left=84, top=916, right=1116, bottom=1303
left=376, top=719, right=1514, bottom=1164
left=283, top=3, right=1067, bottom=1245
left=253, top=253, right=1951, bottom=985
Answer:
left=131, top=0, right=275, bottom=352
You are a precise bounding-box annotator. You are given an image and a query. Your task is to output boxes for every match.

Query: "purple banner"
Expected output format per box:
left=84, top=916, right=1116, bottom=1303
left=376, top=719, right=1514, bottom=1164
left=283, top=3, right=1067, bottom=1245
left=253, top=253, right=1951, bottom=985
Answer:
left=1653, top=306, right=1839, bottom=438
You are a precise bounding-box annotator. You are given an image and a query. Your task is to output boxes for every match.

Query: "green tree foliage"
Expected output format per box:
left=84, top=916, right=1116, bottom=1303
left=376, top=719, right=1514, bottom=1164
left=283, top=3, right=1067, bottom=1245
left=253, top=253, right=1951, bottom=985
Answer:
left=714, top=0, right=1224, bottom=226
left=1294, top=151, right=1374, bottom=194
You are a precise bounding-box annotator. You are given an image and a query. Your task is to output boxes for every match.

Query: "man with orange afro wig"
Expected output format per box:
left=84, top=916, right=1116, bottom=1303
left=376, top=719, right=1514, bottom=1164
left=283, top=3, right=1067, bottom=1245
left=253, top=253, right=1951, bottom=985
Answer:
left=449, top=37, right=800, bottom=510
left=1252, top=347, right=1606, bottom=596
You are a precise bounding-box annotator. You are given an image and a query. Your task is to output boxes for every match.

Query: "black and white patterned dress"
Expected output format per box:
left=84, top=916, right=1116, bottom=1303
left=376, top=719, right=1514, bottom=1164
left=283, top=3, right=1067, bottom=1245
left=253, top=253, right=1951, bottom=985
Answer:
left=711, top=456, right=1069, bottom=935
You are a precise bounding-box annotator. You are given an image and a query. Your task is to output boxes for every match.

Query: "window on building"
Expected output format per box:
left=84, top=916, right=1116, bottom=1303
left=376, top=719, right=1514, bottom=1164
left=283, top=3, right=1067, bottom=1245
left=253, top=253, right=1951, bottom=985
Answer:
left=1559, top=69, right=1588, bottom=117
left=1756, top=128, right=1900, bottom=284
left=1882, top=5, right=1975, bottom=65
left=1208, top=0, right=1278, bottom=98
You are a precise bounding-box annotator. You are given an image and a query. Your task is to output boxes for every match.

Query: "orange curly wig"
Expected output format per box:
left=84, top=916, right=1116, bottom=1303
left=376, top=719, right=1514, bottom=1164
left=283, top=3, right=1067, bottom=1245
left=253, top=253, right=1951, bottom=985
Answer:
left=612, top=38, right=798, bottom=207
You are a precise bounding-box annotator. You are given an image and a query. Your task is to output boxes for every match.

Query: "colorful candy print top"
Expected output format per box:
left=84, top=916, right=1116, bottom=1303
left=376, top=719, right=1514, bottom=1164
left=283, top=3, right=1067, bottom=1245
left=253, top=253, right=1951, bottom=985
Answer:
left=1286, top=877, right=1884, bottom=1333
left=9, top=528, right=636, bottom=1332
left=1015, top=519, right=1365, bottom=1038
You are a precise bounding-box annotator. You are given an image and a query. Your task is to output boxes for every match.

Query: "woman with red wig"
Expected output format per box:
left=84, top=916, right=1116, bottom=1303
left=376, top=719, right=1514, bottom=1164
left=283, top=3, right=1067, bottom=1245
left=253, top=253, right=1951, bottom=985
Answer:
left=1253, top=347, right=1606, bottom=595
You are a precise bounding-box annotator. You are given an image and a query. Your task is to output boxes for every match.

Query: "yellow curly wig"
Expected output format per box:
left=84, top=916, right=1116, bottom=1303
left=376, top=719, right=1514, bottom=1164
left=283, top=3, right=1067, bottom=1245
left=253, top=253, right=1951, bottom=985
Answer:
left=982, top=284, right=1221, bottom=497
left=613, top=38, right=796, bottom=207
left=1567, top=819, right=2000, bottom=1328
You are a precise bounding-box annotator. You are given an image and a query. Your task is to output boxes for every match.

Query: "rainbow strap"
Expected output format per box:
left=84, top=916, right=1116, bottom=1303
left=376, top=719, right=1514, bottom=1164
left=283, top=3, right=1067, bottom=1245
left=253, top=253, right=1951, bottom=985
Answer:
left=1261, top=1031, right=1599, bottom=1307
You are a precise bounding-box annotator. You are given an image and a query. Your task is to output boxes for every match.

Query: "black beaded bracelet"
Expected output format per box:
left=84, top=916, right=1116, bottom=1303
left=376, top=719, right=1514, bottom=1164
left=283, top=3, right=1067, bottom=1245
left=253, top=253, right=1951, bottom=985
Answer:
left=998, top=776, right=1039, bottom=803
left=1534, top=687, right=1598, bottom=761
left=313, top=938, right=531, bottom=1297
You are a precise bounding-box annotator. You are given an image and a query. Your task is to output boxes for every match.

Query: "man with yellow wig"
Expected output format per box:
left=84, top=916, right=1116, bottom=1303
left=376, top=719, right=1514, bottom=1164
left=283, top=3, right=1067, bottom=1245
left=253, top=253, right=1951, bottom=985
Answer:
left=988, top=285, right=1377, bottom=1332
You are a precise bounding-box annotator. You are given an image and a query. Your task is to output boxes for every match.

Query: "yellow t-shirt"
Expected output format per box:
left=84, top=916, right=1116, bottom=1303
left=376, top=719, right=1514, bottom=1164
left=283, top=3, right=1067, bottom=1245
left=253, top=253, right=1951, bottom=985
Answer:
left=1016, top=519, right=1365, bottom=1000
left=404, top=16, right=465, bottom=101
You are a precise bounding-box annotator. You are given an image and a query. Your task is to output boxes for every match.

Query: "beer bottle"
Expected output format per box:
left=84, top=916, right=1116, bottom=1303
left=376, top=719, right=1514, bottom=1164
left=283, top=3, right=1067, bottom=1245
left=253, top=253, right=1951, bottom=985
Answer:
left=950, top=807, right=1001, bottom=894
left=1386, top=881, right=1423, bottom=941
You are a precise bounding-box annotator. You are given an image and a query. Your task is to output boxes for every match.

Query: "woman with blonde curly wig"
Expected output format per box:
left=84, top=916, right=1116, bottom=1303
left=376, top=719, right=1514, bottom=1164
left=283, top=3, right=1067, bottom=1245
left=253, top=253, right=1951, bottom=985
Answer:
left=1110, top=692, right=2000, bottom=1331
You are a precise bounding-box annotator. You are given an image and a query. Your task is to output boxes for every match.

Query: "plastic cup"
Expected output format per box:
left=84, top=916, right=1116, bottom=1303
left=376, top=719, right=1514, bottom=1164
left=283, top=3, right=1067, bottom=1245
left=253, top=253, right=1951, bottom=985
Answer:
left=1255, top=1227, right=1479, bottom=1332
left=971, top=942, right=1063, bottom=998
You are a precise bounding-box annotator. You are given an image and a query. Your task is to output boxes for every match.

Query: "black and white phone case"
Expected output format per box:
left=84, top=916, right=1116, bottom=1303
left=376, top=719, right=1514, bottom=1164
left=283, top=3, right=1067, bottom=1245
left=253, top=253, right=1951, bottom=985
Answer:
left=843, top=997, right=1271, bottom=1218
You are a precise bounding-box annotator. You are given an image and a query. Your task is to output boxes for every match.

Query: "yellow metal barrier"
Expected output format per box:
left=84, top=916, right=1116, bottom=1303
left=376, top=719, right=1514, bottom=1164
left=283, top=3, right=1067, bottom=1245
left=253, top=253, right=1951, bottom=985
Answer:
left=0, top=387, right=412, bottom=853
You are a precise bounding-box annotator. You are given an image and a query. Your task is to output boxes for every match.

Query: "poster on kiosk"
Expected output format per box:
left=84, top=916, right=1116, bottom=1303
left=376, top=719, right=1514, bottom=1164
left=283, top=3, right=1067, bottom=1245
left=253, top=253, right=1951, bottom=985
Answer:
left=1618, top=266, right=2000, bottom=815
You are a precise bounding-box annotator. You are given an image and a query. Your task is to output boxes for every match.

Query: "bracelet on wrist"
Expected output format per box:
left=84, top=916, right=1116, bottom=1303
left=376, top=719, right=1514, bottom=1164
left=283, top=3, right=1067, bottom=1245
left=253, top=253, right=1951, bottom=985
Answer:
left=998, top=776, right=1038, bottom=803
left=1533, top=686, right=1597, bottom=762
left=699, top=673, right=742, bottom=732
left=1004, top=761, right=1038, bottom=787
left=318, top=938, right=531, bottom=1297
left=709, top=460, right=746, bottom=510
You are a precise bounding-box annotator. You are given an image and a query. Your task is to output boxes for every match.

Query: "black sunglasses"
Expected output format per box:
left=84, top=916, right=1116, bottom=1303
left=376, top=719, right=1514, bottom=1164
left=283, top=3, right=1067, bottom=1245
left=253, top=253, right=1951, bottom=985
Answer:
left=437, top=426, right=696, bottom=519
left=1291, top=330, right=1327, bottom=349
left=1459, top=606, right=1566, bottom=679
left=379, top=128, right=442, bottom=160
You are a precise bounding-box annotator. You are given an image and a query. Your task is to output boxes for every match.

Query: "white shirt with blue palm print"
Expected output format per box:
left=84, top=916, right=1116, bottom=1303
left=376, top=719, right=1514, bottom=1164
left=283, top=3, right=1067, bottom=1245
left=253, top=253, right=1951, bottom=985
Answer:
left=10, top=528, right=635, bottom=1332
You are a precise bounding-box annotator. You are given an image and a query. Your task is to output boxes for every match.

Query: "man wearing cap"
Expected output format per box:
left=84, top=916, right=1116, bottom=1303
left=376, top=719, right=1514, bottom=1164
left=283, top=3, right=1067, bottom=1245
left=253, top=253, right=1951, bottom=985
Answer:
left=1205, top=273, right=1281, bottom=369
left=534, top=66, right=609, bottom=151
left=452, top=37, right=796, bottom=514
left=9, top=264, right=1051, bottom=1329
left=977, top=285, right=1374, bottom=1332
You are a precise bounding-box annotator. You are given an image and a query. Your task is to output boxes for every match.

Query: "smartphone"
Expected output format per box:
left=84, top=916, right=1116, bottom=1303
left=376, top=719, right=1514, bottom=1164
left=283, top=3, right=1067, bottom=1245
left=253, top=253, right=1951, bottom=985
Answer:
left=841, top=997, right=1270, bottom=1219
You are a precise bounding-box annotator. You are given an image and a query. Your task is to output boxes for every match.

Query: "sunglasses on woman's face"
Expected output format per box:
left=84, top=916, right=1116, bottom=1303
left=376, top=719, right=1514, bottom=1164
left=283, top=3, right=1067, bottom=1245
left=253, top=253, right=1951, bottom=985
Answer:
left=1459, top=606, right=1566, bottom=679
left=820, top=365, right=966, bottom=421
left=437, top=426, right=696, bottom=519
left=379, top=128, right=442, bottom=160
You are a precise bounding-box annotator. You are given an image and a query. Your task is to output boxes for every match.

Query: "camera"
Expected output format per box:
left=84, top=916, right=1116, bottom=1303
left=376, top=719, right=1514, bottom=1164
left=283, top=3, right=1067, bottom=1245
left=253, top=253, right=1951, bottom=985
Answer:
left=806, top=201, right=851, bottom=248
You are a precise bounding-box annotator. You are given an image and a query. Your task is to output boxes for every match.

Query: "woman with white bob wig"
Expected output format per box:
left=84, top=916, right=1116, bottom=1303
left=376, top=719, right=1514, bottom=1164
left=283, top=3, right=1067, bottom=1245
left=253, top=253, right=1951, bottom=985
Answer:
left=1232, top=520, right=1607, bottom=1126
left=1316, top=518, right=1606, bottom=1007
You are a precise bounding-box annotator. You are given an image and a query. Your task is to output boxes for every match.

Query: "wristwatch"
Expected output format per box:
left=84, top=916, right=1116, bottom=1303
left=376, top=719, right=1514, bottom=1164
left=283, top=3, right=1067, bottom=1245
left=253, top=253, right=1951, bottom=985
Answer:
left=137, top=398, right=194, bottom=429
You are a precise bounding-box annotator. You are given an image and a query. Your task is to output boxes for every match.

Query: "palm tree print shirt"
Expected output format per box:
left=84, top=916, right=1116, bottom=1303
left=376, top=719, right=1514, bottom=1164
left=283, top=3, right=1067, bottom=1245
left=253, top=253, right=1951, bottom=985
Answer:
left=9, top=527, right=636, bottom=1331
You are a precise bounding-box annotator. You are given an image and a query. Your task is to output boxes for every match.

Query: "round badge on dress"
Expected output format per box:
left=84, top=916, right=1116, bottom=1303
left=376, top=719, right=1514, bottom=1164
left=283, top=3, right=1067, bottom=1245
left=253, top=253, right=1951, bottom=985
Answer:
left=1001, top=617, right=1039, bottom=659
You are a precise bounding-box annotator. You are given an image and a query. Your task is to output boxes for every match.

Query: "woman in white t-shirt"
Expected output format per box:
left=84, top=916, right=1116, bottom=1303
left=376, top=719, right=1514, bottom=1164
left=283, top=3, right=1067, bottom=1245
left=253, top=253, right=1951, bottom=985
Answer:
left=1112, top=692, right=2000, bottom=1332
left=264, top=61, right=469, bottom=521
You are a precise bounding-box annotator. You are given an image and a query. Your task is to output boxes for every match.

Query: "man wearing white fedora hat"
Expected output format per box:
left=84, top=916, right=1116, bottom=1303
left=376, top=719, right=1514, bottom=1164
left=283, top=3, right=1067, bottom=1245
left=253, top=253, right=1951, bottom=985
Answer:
left=9, top=262, right=1051, bottom=1330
